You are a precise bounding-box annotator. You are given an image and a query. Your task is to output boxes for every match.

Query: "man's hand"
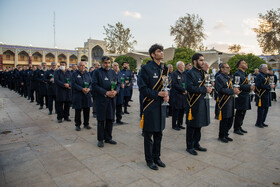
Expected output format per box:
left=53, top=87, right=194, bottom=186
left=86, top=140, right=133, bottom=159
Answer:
left=121, top=84, right=124, bottom=88
left=250, top=85, right=255, bottom=91
left=21, top=83, right=24, bottom=86
left=50, top=78, right=54, bottom=82
left=270, top=84, right=276, bottom=89
left=183, top=91, right=188, bottom=95
left=106, top=91, right=117, bottom=98
left=234, top=88, right=240, bottom=95
left=64, top=83, right=70, bottom=88
left=164, top=95, right=169, bottom=102
left=158, top=91, right=168, bottom=97
left=206, top=87, right=212, bottom=93
left=82, top=88, right=87, bottom=94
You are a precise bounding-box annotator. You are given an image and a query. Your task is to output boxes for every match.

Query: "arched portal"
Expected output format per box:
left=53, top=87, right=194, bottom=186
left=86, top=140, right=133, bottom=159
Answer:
left=91, top=45, right=104, bottom=62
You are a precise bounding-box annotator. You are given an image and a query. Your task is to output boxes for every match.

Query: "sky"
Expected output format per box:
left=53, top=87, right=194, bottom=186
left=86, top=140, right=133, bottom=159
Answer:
left=0, top=0, right=279, bottom=55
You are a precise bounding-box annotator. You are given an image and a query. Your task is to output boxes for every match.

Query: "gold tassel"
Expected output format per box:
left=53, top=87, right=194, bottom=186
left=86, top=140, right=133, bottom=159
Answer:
left=188, top=108, right=193, bottom=121
left=219, top=110, right=222, bottom=121
left=216, top=96, right=219, bottom=102
left=258, top=98, right=261, bottom=107
left=140, top=114, right=144, bottom=129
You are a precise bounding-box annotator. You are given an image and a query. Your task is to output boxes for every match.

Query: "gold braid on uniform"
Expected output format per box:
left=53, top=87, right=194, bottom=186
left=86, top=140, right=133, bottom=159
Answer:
left=186, top=72, right=206, bottom=121
left=218, top=80, right=233, bottom=120
left=255, top=76, right=269, bottom=107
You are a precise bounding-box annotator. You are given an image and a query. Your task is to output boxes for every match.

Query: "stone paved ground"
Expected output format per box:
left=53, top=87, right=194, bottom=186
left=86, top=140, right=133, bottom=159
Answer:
left=0, top=87, right=280, bottom=187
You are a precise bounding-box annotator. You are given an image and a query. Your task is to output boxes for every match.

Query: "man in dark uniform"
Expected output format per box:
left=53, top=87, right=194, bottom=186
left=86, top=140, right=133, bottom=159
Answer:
left=214, top=64, right=222, bottom=119
left=112, top=62, right=125, bottom=124
left=120, top=62, right=133, bottom=114
left=54, top=61, right=72, bottom=123
left=44, top=62, right=57, bottom=115
left=216, top=63, right=240, bottom=143
left=255, top=64, right=276, bottom=128
left=233, top=60, right=255, bottom=135
left=92, top=56, right=120, bottom=148
left=185, top=53, right=212, bottom=156
left=29, top=66, right=37, bottom=103
left=269, top=70, right=278, bottom=101
left=171, top=61, right=187, bottom=130
left=251, top=68, right=259, bottom=101
left=34, top=65, right=41, bottom=105
left=22, top=66, right=28, bottom=98
left=91, top=62, right=101, bottom=118
left=26, top=64, right=32, bottom=100
left=71, top=61, right=93, bottom=131
left=36, top=63, right=48, bottom=110
left=138, top=44, right=168, bottom=170
left=17, top=67, right=24, bottom=96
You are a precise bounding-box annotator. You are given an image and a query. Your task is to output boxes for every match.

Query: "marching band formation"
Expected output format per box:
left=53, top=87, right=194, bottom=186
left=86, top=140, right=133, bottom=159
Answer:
left=0, top=44, right=278, bottom=171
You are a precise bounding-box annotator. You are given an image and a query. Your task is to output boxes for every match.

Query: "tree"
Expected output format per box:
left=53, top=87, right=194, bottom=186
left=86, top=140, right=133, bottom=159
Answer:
left=228, top=44, right=241, bottom=53
left=103, top=22, right=137, bottom=54
left=141, top=58, right=152, bottom=66
left=167, top=48, right=196, bottom=70
left=114, top=55, right=137, bottom=72
left=253, top=8, right=280, bottom=54
left=170, top=13, right=206, bottom=50
left=227, top=53, right=266, bottom=74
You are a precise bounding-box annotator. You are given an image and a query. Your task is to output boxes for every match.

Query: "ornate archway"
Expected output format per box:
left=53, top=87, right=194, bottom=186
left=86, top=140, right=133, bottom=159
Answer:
left=91, top=45, right=104, bottom=62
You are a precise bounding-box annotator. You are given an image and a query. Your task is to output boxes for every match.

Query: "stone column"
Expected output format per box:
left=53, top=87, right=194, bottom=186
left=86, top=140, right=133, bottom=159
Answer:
left=88, top=46, right=91, bottom=68
left=15, top=49, right=18, bottom=67
left=42, top=51, right=46, bottom=62
left=66, top=53, right=70, bottom=68
left=55, top=51, right=58, bottom=63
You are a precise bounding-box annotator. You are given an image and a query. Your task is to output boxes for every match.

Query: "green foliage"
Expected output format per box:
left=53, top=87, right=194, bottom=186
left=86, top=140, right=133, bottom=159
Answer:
left=167, top=48, right=195, bottom=70
left=141, top=58, right=152, bottom=66
left=227, top=53, right=266, bottom=74
left=114, top=55, right=137, bottom=72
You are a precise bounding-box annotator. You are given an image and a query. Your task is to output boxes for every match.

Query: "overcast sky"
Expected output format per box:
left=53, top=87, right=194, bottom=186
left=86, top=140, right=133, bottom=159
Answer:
left=0, top=0, right=279, bottom=55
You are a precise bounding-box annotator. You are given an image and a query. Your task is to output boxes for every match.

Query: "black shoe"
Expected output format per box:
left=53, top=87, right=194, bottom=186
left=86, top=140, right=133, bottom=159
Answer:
left=262, top=123, right=268, bottom=127
left=121, top=112, right=124, bottom=115
left=172, top=127, right=180, bottom=131
left=218, top=137, right=228, bottom=143
left=225, top=136, right=233, bottom=141
left=129, top=100, right=133, bottom=102
left=84, top=125, right=92, bottom=129
left=215, top=116, right=219, bottom=120
left=194, top=146, right=207, bottom=152
left=255, top=124, right=264, bottom=128
left=27, top=98, right=30, bottom=100
left=98, top=141, right=104, bottom=147
left=39, top=106, right=43, bottom=110
left=30, top=100, right=34, bottom=103
left=57, top=119, right=62, bottom=123
left=105, top=140, right=117, bottom=144
left=36, top=103, right=39, bottom=105
left=186, top=149, right=198, bottom=155
left=239, top=127, right=247, bottom=133
left=127, top=104, right=131, bottom=107
left=124, top=111, right=130, bottom=114
left=64, top=118, right=71, bottom=122
left=75, top=126, right=81, bottom=131
left=48, top=111, right=52, bottom=115
left=147, top=162, right=158, bottom=170
left=116, top=121, right=126, bottom=125
left=154, top=159, right=166, bottom=168
left=179, top=125, right=185, bottom=129
left=92, top=113, right=96, bottom=118
left=234, top=129, right=244, bottom=135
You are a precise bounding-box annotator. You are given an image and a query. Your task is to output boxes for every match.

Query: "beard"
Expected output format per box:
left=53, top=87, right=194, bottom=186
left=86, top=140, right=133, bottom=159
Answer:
left=196, top=63, right=203, bottom=69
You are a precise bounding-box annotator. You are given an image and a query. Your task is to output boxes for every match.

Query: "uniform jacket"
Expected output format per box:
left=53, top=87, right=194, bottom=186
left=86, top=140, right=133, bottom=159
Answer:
left=54, top=70, right=72, bottom=102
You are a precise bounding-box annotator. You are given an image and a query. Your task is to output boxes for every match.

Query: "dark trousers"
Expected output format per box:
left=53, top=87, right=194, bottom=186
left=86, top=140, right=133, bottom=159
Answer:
left=219, top=117, right=233, bottom=138
left=35, top=89, right=39, bottom=103
left=124, top=96, right=130, bottom=112
left=215, top=101, right=219, bottom=118
left=97, top=119, right=113, bottom=141
left=172, top=108, right=184, bottom=128
left=23, top=85, right=27, bottom=97
left=271, top=92, right=277, bottom=101
left=39, top=95, right=48, bottom=107
left=234, top=110, right=246, bottom=130
left=143, top=131, right=162, bottom=164
left=256, top=107, right=269, bottom=126
left=27, top=85, right=31, bottom=99
left=75, top=107, right=90, bottom=127
left=30, top=89, right=35, bottom=101
left=56, top=101, right=70, bottom=120
left=116, top=104, right=122, bottom=122
left=186, top=126, right=201, bottom=149
left=48, top=95, right=57, bottom=112
left=92, top=96, right=96, bottom=114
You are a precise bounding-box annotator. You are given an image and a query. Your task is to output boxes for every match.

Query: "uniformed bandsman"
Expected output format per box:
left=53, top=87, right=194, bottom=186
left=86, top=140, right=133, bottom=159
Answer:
left=71, top=61, right=93, bottom=131
left=120, top=62, right=133, bottom=114
left=36, top=62, right=48, bottom=110
left=255, top=64, right=276, bottom=128
left=92, top=56, right=120, bottom=148
left=44, top=62, right=57, bottom=115
left=171, top=61, right=187, bottom=130
left=185, top=53, right=212, bottom=156
left=138, top=44, right=168, bottom=170
left=54, top=61, right=72, bottom=123
left=233, top=60, right=255, bottom=135
left=216, top=63, right=240, bottom=143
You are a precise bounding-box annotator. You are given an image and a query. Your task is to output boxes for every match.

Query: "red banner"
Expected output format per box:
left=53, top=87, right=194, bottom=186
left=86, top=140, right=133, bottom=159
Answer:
left=0, top=54, right=3, bottom=70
